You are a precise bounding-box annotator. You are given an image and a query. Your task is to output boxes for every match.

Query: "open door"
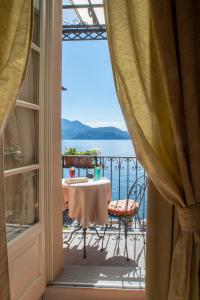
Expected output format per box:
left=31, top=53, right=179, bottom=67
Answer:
left=4, top=1, right=46, bottom=299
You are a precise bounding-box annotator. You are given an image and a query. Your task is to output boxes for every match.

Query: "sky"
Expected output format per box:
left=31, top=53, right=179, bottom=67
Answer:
left=62, top=40, right=127, bottom=131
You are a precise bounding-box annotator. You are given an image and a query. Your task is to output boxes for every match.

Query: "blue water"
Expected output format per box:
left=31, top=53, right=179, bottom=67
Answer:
left=62, top=140, right=147, bottom=221
left=62, top=139, right=135, bottom=156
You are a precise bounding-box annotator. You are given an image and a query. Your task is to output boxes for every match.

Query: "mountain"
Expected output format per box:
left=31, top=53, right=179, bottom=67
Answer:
left=61, top=119, right=130, bottom=140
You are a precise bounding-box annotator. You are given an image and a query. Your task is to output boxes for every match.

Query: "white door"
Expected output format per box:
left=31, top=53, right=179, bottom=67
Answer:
left=4, top=1, right=46, bottom=299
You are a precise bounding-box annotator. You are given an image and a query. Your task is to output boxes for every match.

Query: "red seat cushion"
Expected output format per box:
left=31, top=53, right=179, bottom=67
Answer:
left=108, top=199, right=139, bottom=216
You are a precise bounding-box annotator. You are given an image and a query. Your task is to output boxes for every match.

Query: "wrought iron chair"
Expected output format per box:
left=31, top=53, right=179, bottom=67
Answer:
left=101, top=174, right=147, bottom=261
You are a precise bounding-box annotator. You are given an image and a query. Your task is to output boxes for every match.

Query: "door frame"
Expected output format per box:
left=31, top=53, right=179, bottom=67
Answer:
left=43, top=0, right=63, bottom=283
left=43, top=3, right=145, bottom=300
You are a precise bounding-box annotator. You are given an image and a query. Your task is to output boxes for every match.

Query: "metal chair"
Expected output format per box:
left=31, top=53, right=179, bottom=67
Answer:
left=101, top=174, right=147, bottom=261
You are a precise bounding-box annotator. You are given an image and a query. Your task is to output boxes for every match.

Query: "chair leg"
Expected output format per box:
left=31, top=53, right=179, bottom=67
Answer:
left=118, top=217, right=122, bottom=239
left=142, top=232, right=146, bottom=259
left=124, top=217, right=129, bottom=261
left=101, top=224, right=108, bottom=251
left=83, top=227, right=87, bottom=259
left=63, top=225, right=82, bottom=244
left=135, top=213, right=142, bottom=230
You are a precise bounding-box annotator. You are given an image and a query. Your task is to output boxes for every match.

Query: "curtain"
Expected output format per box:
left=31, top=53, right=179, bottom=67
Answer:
left=0, top=1, right=33, bottom=299
left=105, top=1, right=200, bottom=299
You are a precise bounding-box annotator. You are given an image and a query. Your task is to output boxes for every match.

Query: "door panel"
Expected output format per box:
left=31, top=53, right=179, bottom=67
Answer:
left=8, top=224, right=44, bottom=300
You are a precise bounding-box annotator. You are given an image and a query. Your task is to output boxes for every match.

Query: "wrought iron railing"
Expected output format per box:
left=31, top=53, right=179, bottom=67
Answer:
left=62, top=155, right=147, bottom=231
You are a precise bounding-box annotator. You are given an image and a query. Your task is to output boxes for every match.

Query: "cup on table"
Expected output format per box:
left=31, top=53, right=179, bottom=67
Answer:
left=94, top=166, right=101, bottom=180
left=69, top=167, right=75, bottom=178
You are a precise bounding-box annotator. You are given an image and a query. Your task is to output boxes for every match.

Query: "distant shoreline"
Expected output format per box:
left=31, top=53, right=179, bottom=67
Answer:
left=62, top=119, right=130, bottom=140
left=62, top=139, right=135, bottom=157
left=62, top=138, right=131, bottom=140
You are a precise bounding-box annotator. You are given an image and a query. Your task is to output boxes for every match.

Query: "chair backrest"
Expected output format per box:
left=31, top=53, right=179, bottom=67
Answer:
left=127, top=174, right=147, bottom=209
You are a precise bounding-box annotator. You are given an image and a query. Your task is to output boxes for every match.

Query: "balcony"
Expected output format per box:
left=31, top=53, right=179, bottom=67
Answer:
left=59, top=155, right=147, bottom=289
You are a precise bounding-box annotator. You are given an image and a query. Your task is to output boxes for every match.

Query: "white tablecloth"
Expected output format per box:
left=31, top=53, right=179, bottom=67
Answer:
left=62, top=178, right=111, bottom=227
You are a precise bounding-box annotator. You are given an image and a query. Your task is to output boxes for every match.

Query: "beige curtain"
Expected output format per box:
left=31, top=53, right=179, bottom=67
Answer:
left=0, top=1, right=33, bottom=299
left=105, top=0, right=200, bottom=299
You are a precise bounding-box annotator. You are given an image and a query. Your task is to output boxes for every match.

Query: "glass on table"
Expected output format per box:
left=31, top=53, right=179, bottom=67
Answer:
left=94, top=166, right=101, bottom=180
left=69, top=167, right=75, bottom=178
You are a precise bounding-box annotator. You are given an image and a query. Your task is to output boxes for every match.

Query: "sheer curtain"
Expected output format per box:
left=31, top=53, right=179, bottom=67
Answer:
left=105, top=0, right=200, bottom=299
left=0, top=1, right=33, bottom=299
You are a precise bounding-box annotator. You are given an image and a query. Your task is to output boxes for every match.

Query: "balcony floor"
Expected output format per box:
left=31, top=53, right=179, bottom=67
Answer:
left=56, top=229, right=145, bottom=289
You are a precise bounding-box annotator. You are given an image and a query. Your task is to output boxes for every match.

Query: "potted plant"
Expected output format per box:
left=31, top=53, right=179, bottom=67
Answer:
left=63, top=147, right=101, bottom=169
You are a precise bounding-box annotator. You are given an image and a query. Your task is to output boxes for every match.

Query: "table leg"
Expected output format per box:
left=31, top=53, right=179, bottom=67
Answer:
left=63, top=225, right=82, bottom=244
left=83, top=227, right=87, bottom=259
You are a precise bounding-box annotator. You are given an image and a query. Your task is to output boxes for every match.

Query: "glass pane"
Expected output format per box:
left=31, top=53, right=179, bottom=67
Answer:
left=18, top=50, right=39, bottom=104
left=4, top=107, right=38, bottom=170
left=33, top=0, right=40, bottom=46
left=5, top=171, right=39, bottom=242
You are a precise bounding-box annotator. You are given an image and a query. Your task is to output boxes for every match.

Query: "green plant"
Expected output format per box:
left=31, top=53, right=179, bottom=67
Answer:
left=63, top=147, right=77, bottom=155
left=63, top=147, right=101, bottom=156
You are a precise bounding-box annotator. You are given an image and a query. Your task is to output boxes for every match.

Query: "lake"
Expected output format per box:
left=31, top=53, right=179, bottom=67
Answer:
left=62, top=139, right=135, bottom=156
left=62, top=140, right=147, bottom=221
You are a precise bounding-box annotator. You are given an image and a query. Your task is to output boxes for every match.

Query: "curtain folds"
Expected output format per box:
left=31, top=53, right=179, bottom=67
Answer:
left=0, top=1, right=33, bottom=299
left=105, top=0, right=200, bottom=299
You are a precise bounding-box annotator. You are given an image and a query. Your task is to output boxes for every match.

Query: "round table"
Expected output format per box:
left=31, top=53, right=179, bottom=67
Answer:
left=62, top=178, right=111, bottom=258
left=62, top=178, right=111, bottom=227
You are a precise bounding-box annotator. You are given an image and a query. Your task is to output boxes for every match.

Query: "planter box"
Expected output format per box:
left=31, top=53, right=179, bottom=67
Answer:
left=63, top=157, right=94, bottom=169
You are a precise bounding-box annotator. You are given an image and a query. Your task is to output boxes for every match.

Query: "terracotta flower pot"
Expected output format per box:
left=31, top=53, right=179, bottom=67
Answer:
left=63, top=157, right=94, bottom=169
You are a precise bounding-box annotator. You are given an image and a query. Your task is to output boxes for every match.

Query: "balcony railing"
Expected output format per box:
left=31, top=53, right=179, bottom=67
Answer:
left=62, top=155, right=147, bottom=230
